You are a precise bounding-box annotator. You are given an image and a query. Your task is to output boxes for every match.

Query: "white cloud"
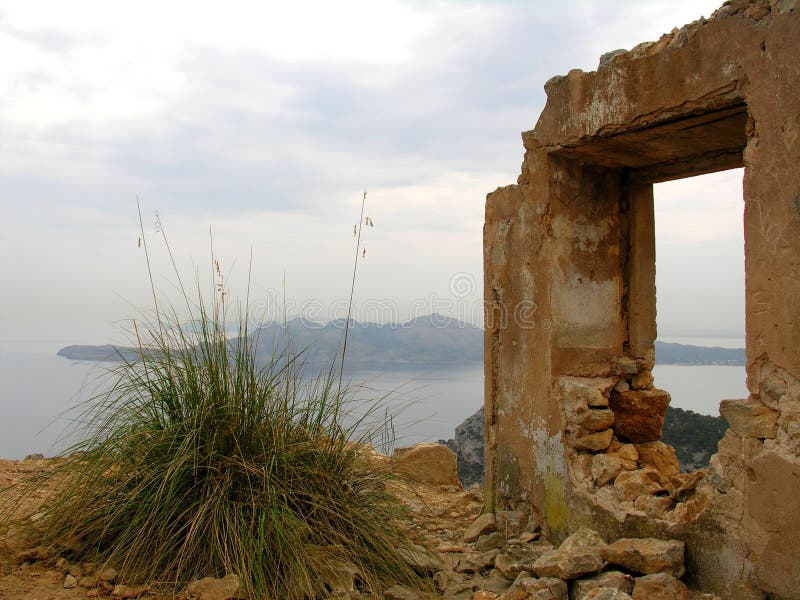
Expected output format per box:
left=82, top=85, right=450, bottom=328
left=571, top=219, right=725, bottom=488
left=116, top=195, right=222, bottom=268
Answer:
left=0, top=0, right=743, bottom=342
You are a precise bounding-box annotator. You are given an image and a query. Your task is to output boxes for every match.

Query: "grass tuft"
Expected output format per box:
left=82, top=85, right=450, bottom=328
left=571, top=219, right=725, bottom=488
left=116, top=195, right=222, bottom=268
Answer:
left=1, top=236, right=423, bottom=598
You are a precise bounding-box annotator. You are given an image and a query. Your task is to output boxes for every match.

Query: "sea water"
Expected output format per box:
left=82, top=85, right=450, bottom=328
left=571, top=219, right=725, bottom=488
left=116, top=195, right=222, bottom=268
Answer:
left=0, top=341, right=748, bottom=458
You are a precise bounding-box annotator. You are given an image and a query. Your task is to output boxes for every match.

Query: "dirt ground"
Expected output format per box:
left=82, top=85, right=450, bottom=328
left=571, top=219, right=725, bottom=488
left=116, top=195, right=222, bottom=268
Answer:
left=0, top=456, right=483, bottom=599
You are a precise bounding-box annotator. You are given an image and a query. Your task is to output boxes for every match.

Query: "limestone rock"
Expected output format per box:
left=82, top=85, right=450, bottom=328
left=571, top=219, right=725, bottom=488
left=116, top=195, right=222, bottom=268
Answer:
left=399, top=544, right=444, bottom=574
left=670, top=470, right=706, bottom=501
left=464, top=513, right=498, bottom=542
left=324, top=563, right=362, bottom=594
left=393, top=443, right=461, bottom=487
left=572, top=571, right=634, bottom=600
left=760, top=368, right=790, bottom=409
left=706, top=429, right=745, bottom=492
left=719, top=399, right=778, bottom=439
left=443, top=588, right=474, bottom=600
left=433, top=569, right=466, bottom=592
left=559, top=377, right=615, bottom=408
left=632, top=494, right=673, bottom=516
left=111, top=584, right=150, bottom=598
left=385, top=584, right=424, bottom=600
left=483, top=573, right=514, bottom=595
left=66, top=563, right=83, bottom=578
left=559, top=527, right=606, bottom=552
left=494, top=542, right=554, bottom=579
left=496, top=510, right=526, bottom=537
left=634, top=441, right=680, bottom=482
left=572, top=452, right=595, bottom=487
left=609, top=389, right=670, bottom=443
left=476, top=531, right=506, bottom=552
left=745, top=450, right=800, bottom=597
left=574, top=429, right=614, bottom=451
left=63, top=574, right=78, bottom=589
left=616, top=444, right=638, bottom=463
left=498, top=576, right=567, bottom=600
left=613, top=469, right=666, bottom=500
left=436, top=543, right=466, bottom=553
left=632, top=572, right=687, bottom=599
left=532, top=547, right=604, bottom=580
left=455, top=549, right=499, bottom=574
left=185, top=575, right=242, bottom=600
left=14, top=546, right=52, bottom=564
left=579, top=409, right=616, bottom=432
left=524, top=513, right=542, bottom=533
left=592, top=454, right=636, bottom=486
left=601, top=538, right=685, bottom=576
left=630, top=371, right=653, bottom=390
left=583, top=589, right=633, bottom=600
left=97, top=567, right=118, bottom=583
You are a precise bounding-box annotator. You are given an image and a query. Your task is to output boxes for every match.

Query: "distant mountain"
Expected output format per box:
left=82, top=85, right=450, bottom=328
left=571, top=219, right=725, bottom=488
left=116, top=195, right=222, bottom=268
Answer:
left=57, top=315, right=483, bottom=368
left=654, top=341, right=745, bottom=365
left=57, top=324, right=745, bottom=368
left=245, top=316, right=483, bottom=368
left=57, top=344, right=145, bottom=362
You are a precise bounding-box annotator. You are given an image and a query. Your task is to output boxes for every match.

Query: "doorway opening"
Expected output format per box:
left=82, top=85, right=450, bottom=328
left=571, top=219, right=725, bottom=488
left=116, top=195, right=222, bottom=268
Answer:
left=652, top=168, right=746, bottom=470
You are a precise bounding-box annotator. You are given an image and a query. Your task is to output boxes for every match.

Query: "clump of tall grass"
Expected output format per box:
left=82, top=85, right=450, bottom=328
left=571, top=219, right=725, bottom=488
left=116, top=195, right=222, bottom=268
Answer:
left=1, top=214, right=422, bottom=598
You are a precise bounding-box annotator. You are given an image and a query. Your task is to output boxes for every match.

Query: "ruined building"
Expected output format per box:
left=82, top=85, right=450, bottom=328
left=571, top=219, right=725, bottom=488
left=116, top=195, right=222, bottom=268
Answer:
left=483, top=1, right=799, bottom=598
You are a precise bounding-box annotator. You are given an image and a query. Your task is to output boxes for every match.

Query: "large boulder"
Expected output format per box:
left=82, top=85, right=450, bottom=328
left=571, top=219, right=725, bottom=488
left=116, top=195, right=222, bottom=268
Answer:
left=494, top=542, right=554, bottom=579
left=393, top=443, right=461, bottom=487
left=559, top=527, right=606, bottom=552
left=631, top=573, right=687, bottom=600
left=531, top=528, right=606, bottom=580
left=463, top=513, right=497, bottom=542
left=613, top=469, right=666, bottom=501
left=608, top=389, right=670, bottom=443
left=574, top=429, right=614, bottom=451
left=634, top=441, right=680, bottom=483
left=601, top=538, right=684, bottom=577
left=591, top=454, right=636, bottom=486
left=719, top=399, right=778, bottom=439
left=398, top=544, right=444, bottom=575
left=572, top=571, right=633, bottom=600
left=498, top=576, right=567, bottom=600
left=578, top=409, right=616, bottom=432
left=532, top=547, right=604, bottom=580
left=583, top=589, right=633, bottom=600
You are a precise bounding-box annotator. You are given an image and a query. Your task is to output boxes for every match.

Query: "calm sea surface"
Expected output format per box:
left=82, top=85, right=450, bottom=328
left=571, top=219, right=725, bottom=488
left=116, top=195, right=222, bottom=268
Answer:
left=0, top=339, right=747, bottom=459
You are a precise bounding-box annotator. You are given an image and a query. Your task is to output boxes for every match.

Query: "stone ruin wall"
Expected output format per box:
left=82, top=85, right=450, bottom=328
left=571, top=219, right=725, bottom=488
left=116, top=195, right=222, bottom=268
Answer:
left=483, top=2, right=799, bottom=598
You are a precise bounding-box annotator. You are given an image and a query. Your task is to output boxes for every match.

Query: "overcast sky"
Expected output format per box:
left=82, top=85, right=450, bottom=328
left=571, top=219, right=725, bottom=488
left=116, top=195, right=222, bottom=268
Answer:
left=0, top=0, right=745, bottom=344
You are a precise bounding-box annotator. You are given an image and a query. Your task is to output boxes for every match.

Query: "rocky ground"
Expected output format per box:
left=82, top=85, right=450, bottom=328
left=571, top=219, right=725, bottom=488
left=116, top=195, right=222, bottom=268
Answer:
left=1, top=450, right=721, bottom=600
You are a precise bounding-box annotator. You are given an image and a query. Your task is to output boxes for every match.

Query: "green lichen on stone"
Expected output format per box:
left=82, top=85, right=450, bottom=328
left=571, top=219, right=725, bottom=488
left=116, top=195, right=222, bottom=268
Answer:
left=542, top=466, right=569, bottom=536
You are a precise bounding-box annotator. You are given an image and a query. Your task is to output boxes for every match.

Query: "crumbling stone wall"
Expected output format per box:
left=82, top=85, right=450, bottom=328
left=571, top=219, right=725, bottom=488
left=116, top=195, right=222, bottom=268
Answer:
left=483, top=2, right=800, bottom=598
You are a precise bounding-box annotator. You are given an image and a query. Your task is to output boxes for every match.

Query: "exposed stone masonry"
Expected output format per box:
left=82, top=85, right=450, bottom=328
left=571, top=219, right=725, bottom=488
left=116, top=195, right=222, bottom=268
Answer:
left=483, top=1, right=800, bottom=598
